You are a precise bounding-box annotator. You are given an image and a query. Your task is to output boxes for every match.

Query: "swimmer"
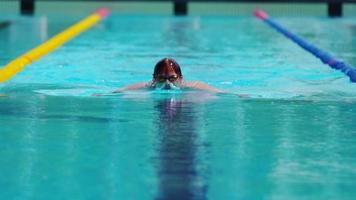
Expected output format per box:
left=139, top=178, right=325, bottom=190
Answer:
left=114, top=58, right=223, bottom=93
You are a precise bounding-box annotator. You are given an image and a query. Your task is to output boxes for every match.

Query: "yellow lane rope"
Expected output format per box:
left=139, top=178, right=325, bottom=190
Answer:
left=0, top=8, right=109, bottom=83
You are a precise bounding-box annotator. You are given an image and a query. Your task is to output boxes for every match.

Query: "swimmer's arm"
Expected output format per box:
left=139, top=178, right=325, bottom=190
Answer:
left=183, top=81, right=249, bottom=98
left=92, top=82, right=150, bottom=96
left=182, top=81, right=223, bottom=93
left=113, top=82, right=150, bottom=93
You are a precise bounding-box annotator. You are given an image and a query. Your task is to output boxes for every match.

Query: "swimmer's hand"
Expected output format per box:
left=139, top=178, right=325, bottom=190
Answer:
left=218, top=92, right=250, bottom=98
left=112, top=89, right=124, bottom=93
left=236, top=94, right=250, bottom=98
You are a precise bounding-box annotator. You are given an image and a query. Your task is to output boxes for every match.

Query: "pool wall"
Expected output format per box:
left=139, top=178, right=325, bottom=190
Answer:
left=1, top=1, right=356, bottom=16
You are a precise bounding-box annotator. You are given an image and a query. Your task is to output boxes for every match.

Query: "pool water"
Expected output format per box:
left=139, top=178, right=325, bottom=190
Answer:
left=1, top=13, right=356, bottom=199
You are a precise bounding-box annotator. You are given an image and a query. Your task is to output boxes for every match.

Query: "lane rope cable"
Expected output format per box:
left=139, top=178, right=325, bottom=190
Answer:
left=254, top=9, right=356, bottom=83
left=0, top=8, right=109, bottom=83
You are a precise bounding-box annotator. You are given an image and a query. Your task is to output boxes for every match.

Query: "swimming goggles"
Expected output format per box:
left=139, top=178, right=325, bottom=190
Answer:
left=155, top=75, right=179, bottom=82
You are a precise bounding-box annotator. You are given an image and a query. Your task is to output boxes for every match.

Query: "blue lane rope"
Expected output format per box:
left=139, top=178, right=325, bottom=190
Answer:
left=254, top=10, right=356, bottom=83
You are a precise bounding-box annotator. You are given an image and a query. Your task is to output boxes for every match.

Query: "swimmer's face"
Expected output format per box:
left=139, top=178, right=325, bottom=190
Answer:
left=153, top=66, right=182, bottom=90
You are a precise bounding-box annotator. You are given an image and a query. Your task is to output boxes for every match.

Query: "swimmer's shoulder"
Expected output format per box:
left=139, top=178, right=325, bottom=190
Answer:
left=180, top=80, right=223, bottom=93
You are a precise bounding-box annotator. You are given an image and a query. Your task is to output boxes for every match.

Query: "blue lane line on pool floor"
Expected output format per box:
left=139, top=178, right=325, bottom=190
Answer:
left=254, top=10, right=356, bottom=83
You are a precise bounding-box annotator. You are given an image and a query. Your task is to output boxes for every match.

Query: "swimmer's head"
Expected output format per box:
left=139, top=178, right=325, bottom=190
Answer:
left=152, top=58, right=183, bottom=90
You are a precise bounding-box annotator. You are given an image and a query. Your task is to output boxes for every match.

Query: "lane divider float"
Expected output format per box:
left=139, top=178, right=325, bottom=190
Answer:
left=254, top=9, right=356, bottom=83
left=0, top=8, right=109, bottom=83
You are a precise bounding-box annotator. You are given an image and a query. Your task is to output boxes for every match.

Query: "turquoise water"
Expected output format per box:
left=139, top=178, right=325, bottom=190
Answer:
left=1, top=14, right=356, bottom=199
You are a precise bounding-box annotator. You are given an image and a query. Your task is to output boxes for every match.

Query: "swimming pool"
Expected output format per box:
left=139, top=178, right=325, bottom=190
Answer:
left=1, top=11, right=356, bottom=199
